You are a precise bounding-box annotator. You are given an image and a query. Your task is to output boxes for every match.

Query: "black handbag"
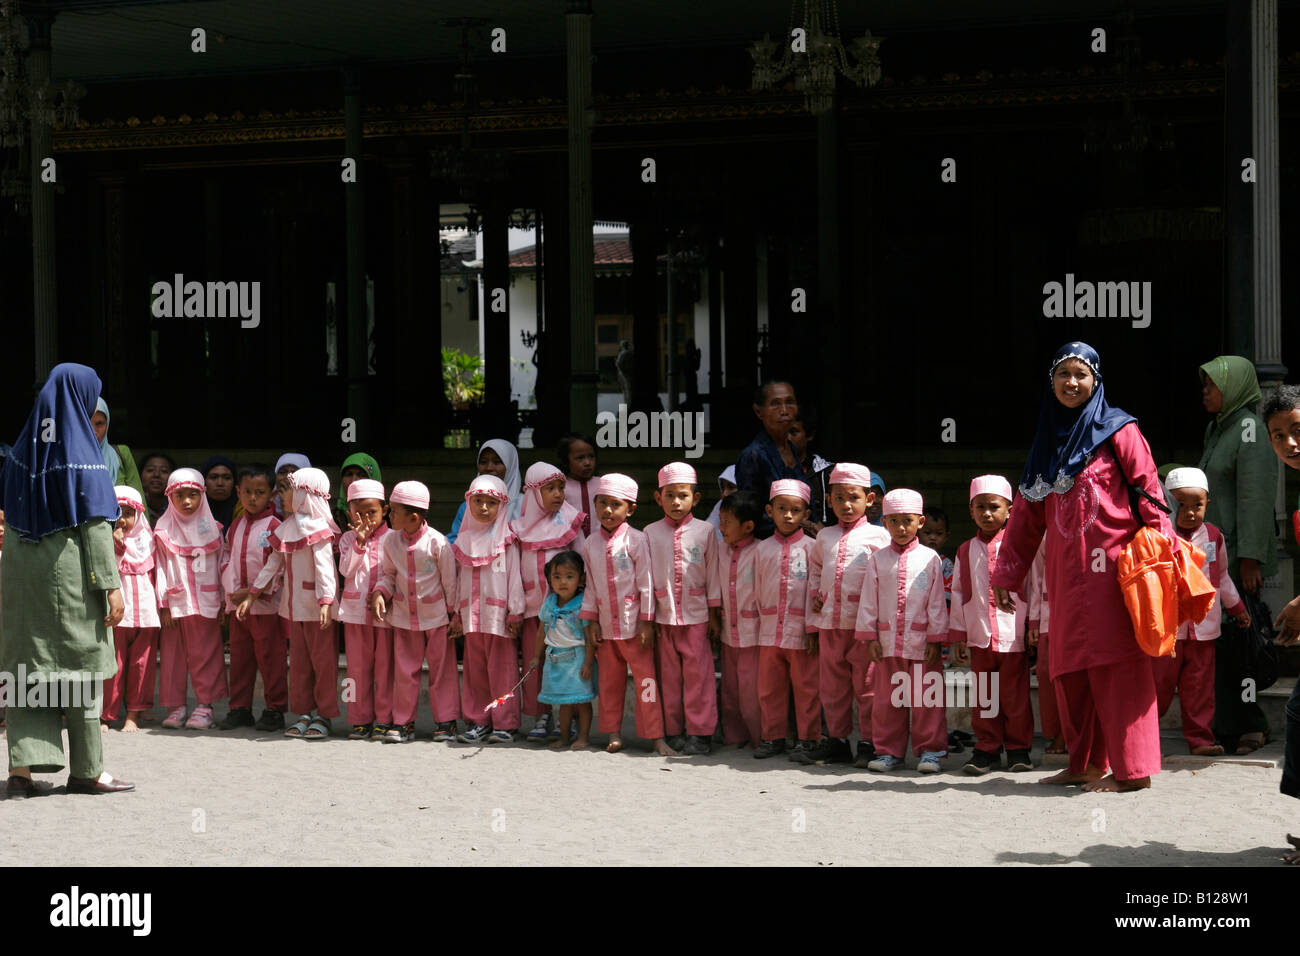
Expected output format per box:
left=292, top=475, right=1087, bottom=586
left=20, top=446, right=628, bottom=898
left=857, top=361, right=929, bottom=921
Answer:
left=1218, top=588, right=1280, bottom=692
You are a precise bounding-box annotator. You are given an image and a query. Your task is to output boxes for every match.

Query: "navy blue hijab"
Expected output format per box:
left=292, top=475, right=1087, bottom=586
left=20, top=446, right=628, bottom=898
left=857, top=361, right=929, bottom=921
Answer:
left=2, top=363, right=121, bottom=541
left=1018, top=342, right=1136, bottom=501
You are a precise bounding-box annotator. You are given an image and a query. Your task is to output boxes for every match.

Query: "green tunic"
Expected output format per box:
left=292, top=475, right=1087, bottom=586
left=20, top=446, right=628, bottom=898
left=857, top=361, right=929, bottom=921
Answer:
left=115, top=444, right=144, bottom=497
left=1198, top=405, right=1278, bottom=579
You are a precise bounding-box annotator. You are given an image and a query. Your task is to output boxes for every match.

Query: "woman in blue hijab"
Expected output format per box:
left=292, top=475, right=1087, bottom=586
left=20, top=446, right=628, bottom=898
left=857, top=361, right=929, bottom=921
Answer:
left=1, top=363, right=135, bottom=796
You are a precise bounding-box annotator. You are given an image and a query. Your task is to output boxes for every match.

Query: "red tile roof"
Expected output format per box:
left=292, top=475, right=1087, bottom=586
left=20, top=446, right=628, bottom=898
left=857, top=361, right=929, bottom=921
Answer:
left=509, top=234, right=631, bottom=268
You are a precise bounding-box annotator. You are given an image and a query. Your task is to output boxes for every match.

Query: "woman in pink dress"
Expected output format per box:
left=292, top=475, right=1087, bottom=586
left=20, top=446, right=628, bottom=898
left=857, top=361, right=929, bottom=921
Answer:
left=991, top=342, right=1173, bottom=793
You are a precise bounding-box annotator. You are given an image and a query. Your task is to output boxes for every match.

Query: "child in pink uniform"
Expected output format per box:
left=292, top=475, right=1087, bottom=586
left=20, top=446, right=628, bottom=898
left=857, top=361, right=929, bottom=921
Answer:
left=559, top=432, right=598, bottom=538
left=646, top=462, right=721, bottom=755
left=452, top=474, right=525, bottom=743
left=154, top=468, right=229, bottom=731
left=370, top=481, right=460, bottom=743
left=335, top=478, right=393, bottom=740
left=715, top=491, right=763, bottom=748
left=219, top=463, right=287, bottom=732
left=858, top=489, right=950, bottom=773
left=105, top=486, right=159, bottom=733
left=237, top=467, right=339, bottom=740
left=1158, top=467, right=1250, bottom=755
left=803, top=462, right=890, bottom=767
left=753, top=479, right=822, bottom=760
left=950, top=475, right=1036, bottom=775
left=580, top=473, right=674, bottom=756
left=514, top=461, right=586, bottom=742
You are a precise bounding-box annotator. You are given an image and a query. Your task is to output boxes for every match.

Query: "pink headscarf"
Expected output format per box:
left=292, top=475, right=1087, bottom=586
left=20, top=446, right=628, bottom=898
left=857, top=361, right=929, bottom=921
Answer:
left=153, top=467, right=223, bottom=557
left=114, top=485, right=155, bottom=574
left=513, top=462, right=584, bottom=551
left=269, top=467, right=340, bottom=552
left=453, top=474, right=516, bottom=566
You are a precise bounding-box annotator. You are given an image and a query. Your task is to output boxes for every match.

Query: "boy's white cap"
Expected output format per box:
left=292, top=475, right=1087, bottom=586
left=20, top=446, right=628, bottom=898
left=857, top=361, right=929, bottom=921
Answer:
left=969, top=474, right=1013, bottom=502
left=882, top=489, right=924, bottom=516
left=390, top=480, right=430, bottom=509
left=347, top=478, right=385, bottom=503
left=1164, top=467, right=1209, bottom=494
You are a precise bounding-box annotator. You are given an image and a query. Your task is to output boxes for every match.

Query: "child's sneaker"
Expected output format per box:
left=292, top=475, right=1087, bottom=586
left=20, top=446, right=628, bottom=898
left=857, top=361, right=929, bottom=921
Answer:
left=458, top=724, right=492, bottom=743
left=666, top=734, right=688, bottom=751
left=681, top=735, right=712, bottom=756
left=963, top=750, right=1000, bottom=775
left=853, top=740, right=876, bottom=768
left=752, top=739, right=787, bottom=759
left=370, top=723, right=389, bottom=741
left=219, top=706, right=255, bottom=730
left=184, top=706, right=215, bottom=730
left=254, top=709, right=285, bottom=732
left=867, top=753, right=904, bottom=772
left=382, top=725, right=403, bottom=743
left=348, top=722, right=373, bottom=740
left=1006, top=749, right=1034, bottom=772
left=787, top=739, right=816, bottom=762
left=399, top=721, right=416, bottom=742
left=432, top=721, right=457, bottom=742
left=794, top=736, right=852, bottom=765
left=947, top=731, right=966, bottom=754
left=526, top=713, right=552, bottom=742
left=917, top=751, right=946, bottom=774
left=161, top=706, right=188, bottom=729
left=487, top=728, right=515, bottom=744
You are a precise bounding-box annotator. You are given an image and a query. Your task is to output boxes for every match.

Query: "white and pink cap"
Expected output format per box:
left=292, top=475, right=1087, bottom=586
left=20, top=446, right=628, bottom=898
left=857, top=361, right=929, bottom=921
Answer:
left=657, top=462, right=697, bottom=488
left=115, top=485, right=145, bottom=511
left=390, top=480, right=430, bottom=510
left=465, top=474, right=510, bottom=502
left=164, top=467, right=204, bottom=495
left=829, top=462, right=872, bottom=488
left=347, top=478, right=385, bottom=503
left=969, top=474, right=1013, bottom=503
left=882, top=488, right=924, bottom=516
left=596, top=473, right=638, bottom=503
left=769, top=479, right=811, bottom=503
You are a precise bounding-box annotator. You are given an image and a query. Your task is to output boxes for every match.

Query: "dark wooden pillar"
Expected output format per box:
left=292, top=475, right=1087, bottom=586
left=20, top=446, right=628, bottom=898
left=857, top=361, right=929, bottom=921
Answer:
left=481, top=202, right=514, bottom=440
left=722, top=217, right=758, bottom=446
left=344, top=67, right=372, bottom=448
left=536, top=156, right=572, bottom=446
left=630, top=220, right=662, bottom=413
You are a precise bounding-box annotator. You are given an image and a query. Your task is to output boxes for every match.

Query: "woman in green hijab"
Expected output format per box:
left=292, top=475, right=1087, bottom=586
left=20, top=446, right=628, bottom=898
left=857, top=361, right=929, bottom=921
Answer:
left=1197, top=355, right=1277, bottom=754
left=334, top=453, right=383, bottom=530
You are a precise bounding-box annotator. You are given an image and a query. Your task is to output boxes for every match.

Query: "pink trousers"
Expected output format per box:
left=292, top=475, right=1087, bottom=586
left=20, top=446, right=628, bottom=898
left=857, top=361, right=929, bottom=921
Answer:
left=1153, top=639, right=1216, bottom=750
left=819, top=628, right=874, bottom=740
left=595, top=637, right=665, bottom=739
left=871, top=656, right=948, bottom=758
left=287, top=619, right=340, bottom=718
left=462, top=632, right=520, bottom=730
left=1055, top=655, right=1162, bottom=780
left=655, top=622, right=719, bottom=737
left=105, top=626, right=158, bottom=719
left=519, top=617, right=546, bottom=717
left=343, top=622, right=395, bottom=725
left=969, top=645, right=1034, bottom=753
left=1037, top=631, right=1062, bottom=740
left=392, top=625, right=458, bottom=725
left=757, top=644, right=821, bottom=741
left=160, top=615, right=228, bottom=708
left=228, top=612, right=288, bottom=711
left=720, top=643, right=761, bottom=745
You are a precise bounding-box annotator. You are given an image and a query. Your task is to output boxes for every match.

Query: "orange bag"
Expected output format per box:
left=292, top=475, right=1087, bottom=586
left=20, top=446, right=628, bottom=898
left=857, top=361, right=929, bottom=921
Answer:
left=1116, top=527, right=1216, bottom=658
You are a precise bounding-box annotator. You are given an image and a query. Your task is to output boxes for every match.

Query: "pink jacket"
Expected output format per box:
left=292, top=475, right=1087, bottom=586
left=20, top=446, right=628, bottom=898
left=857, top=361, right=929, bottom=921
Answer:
left=1179, top=522, right=1245, bottom=641
left=251, top=538, right=336, bottom=623
left=155, top=537, right=226, bottom=620
left=519, top=531, right=586, bottom=619
left=808, top=516, right=892, bottom=631
left=1027, top=542, right=1049, bottom=634
left=855, top=538, right=949, bottom=660
left=716, top=535, right=760, bottom=648
left=645, top=513, right=720, bottom=626
left=334, top=524, right=393, bottom=628
left=948, top=530, right=1027, bottom=653
left=372, top=523, right=458, bottom=632
left=455, top=541, right=525, bottom=638
left=579, top=522, right=655, bottom=640
left=220, top=511, right=282, bottom=615
left=754, top=529, right=813, bottom=649
left=565, top=477, right=596, bottom=538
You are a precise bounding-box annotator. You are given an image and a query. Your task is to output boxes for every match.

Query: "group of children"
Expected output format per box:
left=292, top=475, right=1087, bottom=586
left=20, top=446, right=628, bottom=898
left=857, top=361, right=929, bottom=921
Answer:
left=90, top=432, right=1247, bottom=771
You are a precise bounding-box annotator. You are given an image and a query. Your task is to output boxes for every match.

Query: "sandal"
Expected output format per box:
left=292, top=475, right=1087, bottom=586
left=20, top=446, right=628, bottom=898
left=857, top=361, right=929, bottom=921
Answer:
left=284, top=716, right=311, bottom=738
left=348, top=723, right=373, bottom=740
left=161, top=706, right=188, bottom=729
left=184, top=705, right=215, bottom=730
left=304, top=716, right=331, bottom=740
left=1236, top=732, right=1267, bottom=755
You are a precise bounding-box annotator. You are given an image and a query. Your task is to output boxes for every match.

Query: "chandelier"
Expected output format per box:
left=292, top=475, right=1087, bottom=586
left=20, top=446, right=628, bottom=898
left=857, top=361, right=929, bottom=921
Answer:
left=750, top=0, right=883, bottom=114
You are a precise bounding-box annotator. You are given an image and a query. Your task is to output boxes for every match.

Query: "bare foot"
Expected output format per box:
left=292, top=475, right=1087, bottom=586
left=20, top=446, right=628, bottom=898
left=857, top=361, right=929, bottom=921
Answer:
left=548, top=737, right=571, bottom=751
left=605, top=735, right=624, bottom=754
left=569, top=737, right=589, bottom=751
left=138, top=711, right=158, bottom=723
left=1038, top=766, right=1105, bottom=786
left=652, top=738, right=676, bottom=756
left=1081, top=774, right=1151, bottom=792
left=100, top=721, right=110, bottom=734
left=1046, top=736, right=1066, bottom=754
left=1236, top=733, right=1266, bottom=755
left=1191, top=744, right=1224, bottom=756
left=122, top=714, right=142, bottom=733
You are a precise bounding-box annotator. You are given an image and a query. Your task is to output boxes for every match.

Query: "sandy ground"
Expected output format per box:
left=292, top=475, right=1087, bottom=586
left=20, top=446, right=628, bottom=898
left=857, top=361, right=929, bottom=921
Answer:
left=0, top=720, right=1294, bottom=866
